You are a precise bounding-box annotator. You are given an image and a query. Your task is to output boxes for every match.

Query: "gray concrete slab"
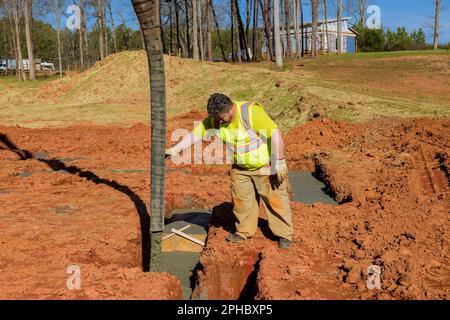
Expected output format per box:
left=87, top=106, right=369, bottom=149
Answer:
left=289, top=171, right=337, bottom=205
left=160, top=252, right=201, bottom=300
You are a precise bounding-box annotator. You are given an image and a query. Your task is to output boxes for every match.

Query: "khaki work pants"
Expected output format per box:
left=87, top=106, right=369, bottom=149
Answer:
left=230, top=165, right=294, bottom=241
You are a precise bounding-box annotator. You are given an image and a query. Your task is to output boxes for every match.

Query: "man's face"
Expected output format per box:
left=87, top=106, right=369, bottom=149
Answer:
left=215, top=104, right=235, bottom=125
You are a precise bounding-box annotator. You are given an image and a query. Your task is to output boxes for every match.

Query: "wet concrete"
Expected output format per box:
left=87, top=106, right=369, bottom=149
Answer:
left=161, top=252, right=201, bottom=300
left=161, top=209, right=212, bottom=300
left=288, top=171, right=338, bottom=205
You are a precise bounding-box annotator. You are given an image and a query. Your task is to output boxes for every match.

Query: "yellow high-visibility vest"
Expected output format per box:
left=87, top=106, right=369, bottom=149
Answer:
left=194, top=101, right=274, bottom=170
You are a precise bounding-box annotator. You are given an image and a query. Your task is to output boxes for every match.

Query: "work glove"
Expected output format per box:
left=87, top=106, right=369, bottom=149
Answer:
left=275, top=159, right=288, bottom=184
left=165, top=148, right=176, bottom=160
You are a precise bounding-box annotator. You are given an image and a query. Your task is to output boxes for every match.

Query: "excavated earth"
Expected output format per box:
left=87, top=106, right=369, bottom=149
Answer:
left=0, top=112, right=449, bottom=299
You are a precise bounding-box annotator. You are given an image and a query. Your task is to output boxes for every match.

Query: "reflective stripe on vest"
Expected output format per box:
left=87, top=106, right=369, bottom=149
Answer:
left=238, top=102, right=264, bottom=154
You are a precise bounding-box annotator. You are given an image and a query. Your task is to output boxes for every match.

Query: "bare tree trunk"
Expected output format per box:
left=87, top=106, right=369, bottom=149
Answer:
left=284, top=0, right=292, bottom=58
left=274, top=0, right=283, bottom=67
left=82, top=1, right=89, bottom=65
left=293, top=0, right=300, bottom=58
left=78, top=0, right=85, bottom=69
left=206, top=0, right=212, bottom=61
left=433, top=0, right=440, bottom=49
left=198, top=0, right=204, bottom=60
left=231, top=0, right=242, bottom=62
left=245, top=0, right=251, bottom=41
left=169, top=1, right=173, bottom=54
left=3, top=0, right=17, bottom=78
left=175, top=0, right=180, bottom=56
left=24, top=0, right=35, bottom=80
left=252, top=0, right=258, bottom=61
left=184, top=0, right=191, bottom=58
left=106, top=0, right=118, bottom=53
left=103, top=1, right=109, bottom=56
left=235, top=0, right=250, bottom=61
left=12, top=0, right=26, bottom=80
left=260, top=0, right=273, bottom=60
left=97, top=0, right=105, bottom=60
left=192, top=0, right=199, bottom=60
left=280, top=0, right=285, bottom=57
left=132, top=0, right=166, bottom=273
left=311, top=0, right=318, bottom=57
left=337, top=0, right=342, bottom=54
left=300, top=0, right=304, bottom=57
left=211, top=0, right=227, bottom=61
left=323, top=0, right=330, bottom=54
left=358, top=0, right=368, bottom=26
left=231, top=1, right=234, bottom=61
left=56, top=22, right=62, bottom=76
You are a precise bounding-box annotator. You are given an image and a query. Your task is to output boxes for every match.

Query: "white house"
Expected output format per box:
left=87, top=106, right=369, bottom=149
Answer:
left=0, top=59, right=54, bottom=72
left=262, top=17, right=358, bottom=56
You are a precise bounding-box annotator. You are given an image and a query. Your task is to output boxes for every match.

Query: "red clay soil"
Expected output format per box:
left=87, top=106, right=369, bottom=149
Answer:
left=0, top=110, right=227, bottom=299
left=1, top=114, right=449, bottom=299
left=193, top=117, right=450, bottom=300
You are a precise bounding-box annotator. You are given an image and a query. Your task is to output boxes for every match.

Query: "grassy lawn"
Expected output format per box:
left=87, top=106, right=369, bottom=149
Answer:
left=0, top=50, right=449, bottom=129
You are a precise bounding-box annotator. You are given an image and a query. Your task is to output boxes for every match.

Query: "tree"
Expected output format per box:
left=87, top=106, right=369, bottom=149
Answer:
left=274, top=0, right=283, bottom=67
left=251, top=0, right=259, bottom=60
left=311, top=0, right=318, bottom=57
left=24, top=0, right=35, bottom=80
left=132, top=0, right=166, bottom=273
left=260, top=0, right=273, bottom=60
left=284, top=0, right=291, bottom=58
left=322, top=0, right=330, bottom=54
left=184, top=0, right=191, bottom=57
left=12, top=0, right=26, bottom=80
left=106, top=0, right=118, bottom=54
left=231, top=0, right=241, bottom=62
left=415, top=28, right=426, bottom=49
left=211, top=0, right=227, bottom=61
left=433, top=0, right=440, bottom=49
left=356, top=26, right=385, bottom=52
left=192, top=0, right=199, bottom=60
left=293, top=0, right=301, bottom=58
left=357, top=0, right=368, bottom=26
left=337, top=0, right=342, bottom=54
left=49, top=0, right=63, bottom=76
left=96, top=0, right=105, bottom=60
left=77, top=0, right=85, bottom=70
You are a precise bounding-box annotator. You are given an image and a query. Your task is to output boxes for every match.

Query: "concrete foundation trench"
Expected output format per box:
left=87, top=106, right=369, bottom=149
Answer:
left=12, top=150, right=338, bottom=300
left=160, top=169, right=338, bottom=300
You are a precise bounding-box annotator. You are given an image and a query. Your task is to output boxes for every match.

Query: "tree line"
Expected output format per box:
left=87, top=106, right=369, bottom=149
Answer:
left=0, top=0, right=444, bottom=81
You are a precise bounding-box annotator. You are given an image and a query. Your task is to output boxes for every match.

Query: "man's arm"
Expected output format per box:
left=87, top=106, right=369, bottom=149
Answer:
left=167, top=132, right=202, bottom=157
left=165, top=117, right=211, bottom=159
left=270, top=129, right=285, bottom=160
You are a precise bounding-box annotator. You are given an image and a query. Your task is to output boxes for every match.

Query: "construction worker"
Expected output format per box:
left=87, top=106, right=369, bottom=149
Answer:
left=165, top=93, right=293, bottom=249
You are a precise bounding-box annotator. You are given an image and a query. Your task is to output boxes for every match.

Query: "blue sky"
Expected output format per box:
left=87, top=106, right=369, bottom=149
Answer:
left=47, top=0, right=450, bottom=45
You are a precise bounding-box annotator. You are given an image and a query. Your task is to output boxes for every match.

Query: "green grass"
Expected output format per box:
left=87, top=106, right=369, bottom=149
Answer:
left=0, top=50, right=449, bottom=129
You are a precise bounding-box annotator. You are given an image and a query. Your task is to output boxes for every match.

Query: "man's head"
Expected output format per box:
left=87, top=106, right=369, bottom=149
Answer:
left=207, top=93, right=235, bottom=124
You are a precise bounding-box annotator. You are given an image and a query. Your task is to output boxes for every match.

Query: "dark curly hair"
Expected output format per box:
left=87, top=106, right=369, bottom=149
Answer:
left=207, top=93, right=232, bottom=118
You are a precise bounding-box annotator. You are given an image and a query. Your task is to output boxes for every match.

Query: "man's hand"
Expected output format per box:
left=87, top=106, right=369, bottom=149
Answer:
left=165, top=148, right=176, bottom=160
left=275, top=159, right=288, bottom=183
